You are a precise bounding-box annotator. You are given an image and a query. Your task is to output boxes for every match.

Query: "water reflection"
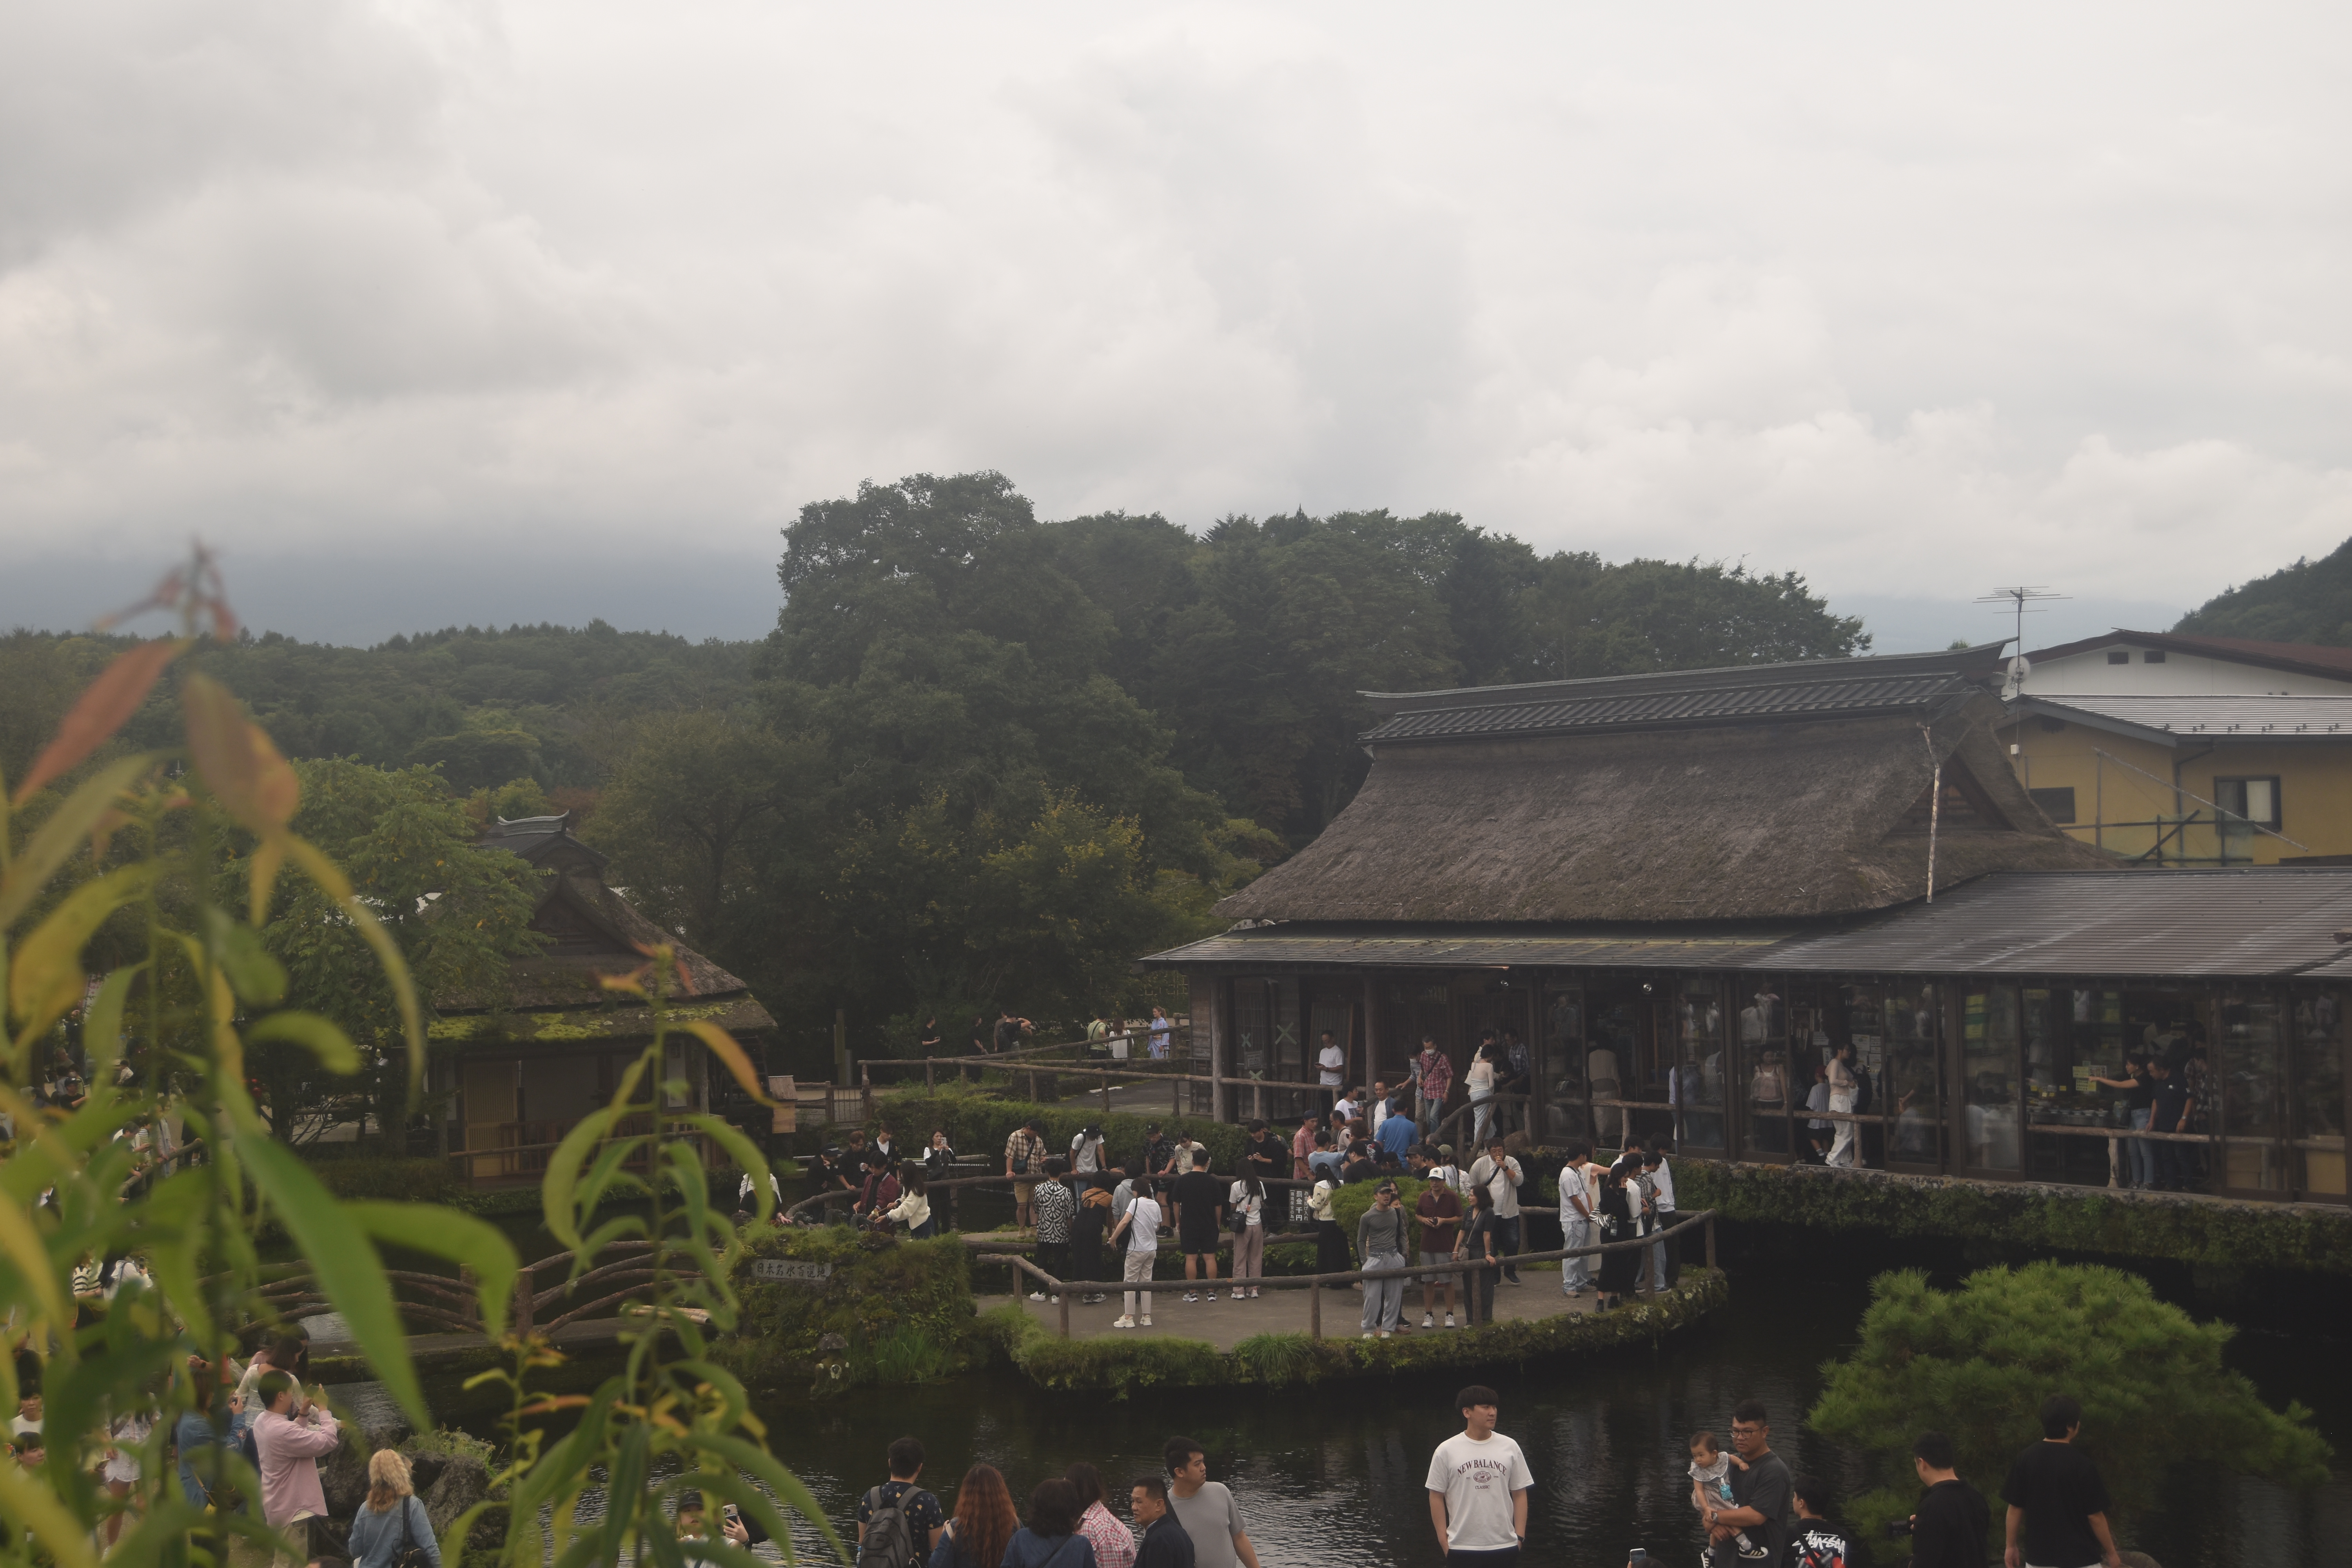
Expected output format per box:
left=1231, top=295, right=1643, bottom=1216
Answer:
left=735, top=1247, right=2348, bottom=1568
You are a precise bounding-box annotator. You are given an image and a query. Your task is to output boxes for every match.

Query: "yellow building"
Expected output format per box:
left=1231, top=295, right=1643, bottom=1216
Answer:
left=1999, top=630, right=2352, bottom=866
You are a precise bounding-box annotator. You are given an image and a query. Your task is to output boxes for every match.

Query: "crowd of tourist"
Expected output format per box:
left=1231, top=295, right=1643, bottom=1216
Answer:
left=760, top=1386, right=2118, bottom=1568
left=796, top=1093, right=1706, bottom=1338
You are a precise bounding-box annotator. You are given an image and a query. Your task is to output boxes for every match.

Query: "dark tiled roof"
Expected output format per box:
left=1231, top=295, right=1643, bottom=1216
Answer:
left=1157, top=869, right=2352, bottom=980
left=1363, top=671, right=1978, bottom=743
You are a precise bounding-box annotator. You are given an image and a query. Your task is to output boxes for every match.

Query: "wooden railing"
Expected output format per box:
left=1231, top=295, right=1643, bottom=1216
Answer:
left=974, top=1208, right=1720, bottom=1339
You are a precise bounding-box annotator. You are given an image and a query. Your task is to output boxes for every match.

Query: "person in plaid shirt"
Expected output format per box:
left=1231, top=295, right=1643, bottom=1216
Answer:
left=1413, top=1037, right=1453, bottom=1139
left=1005, top=1118, right=1048, bottom=1232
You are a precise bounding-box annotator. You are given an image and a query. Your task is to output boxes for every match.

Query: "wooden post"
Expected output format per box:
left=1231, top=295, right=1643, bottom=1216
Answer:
left=1309, top=1279, right=1321, bottom=1339
left=1102, top=1074, right=1112, bottom=1118
left=1028, top=1067, right=1037, bottom=1102
left=1058, top=1280, right=1071, bottom=1339
left=926, top=1058, right=935, bottom=1090
left=1705, top=1214, right=1717, bottom=1274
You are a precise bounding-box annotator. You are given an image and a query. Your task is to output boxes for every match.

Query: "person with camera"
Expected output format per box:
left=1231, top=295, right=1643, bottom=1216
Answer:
left=1900, top=1430, right=1989, bottom=1567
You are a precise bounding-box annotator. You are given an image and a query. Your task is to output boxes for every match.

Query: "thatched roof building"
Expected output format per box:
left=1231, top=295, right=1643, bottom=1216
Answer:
left=1215, top=645, right=2107, bottom=925
left=429, top=812, right=773, bottom=1181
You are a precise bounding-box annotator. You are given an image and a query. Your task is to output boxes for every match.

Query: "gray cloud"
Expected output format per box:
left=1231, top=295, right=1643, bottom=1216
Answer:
left=2, top=1, right=2348, bottom=642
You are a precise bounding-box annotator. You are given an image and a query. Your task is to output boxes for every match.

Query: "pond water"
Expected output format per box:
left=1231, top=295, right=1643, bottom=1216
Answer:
left=714, top=1229, right=2352, bottom=1568
left=405, top=1218, right=2352, bottom=1566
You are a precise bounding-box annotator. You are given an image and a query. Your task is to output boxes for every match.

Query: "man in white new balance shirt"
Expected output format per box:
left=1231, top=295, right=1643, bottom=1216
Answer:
left=1426, top=1384, right=1532, bottom=1567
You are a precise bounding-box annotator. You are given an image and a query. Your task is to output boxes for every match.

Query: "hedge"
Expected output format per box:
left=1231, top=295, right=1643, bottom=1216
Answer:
left=714, top=1225, right=979, bottom=1390
left=1674, top=1161, right=2352, bottom=1276
left=974, top=1268, right=1730, bottom=1395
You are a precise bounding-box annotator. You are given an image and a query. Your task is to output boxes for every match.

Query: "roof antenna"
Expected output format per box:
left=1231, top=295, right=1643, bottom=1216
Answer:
left=1975, top=586, right=2067, bottom=699
left=1920, top=724, right=1941, bottom=903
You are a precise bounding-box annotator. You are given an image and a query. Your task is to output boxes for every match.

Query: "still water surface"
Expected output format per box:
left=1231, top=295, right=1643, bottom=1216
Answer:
left=730, top=1236, right=2352, bottom=1568
left=420, top=1224, right=2352, bottom=1566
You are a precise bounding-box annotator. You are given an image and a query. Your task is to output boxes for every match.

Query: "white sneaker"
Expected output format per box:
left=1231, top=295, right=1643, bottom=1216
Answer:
left=1377, top=1330, right=1392, bottom=1339
left=1444, top=1313, right=1457, bottom=1328
left=1361, top=1331, right=1376, bottom=1339
left=1048, top=1295, right=1060, bottom=1305
left=1140, top=1316, right=1152, bottom=1327
left=1249, top=1289, right=1260, bottom=1299
left=1112, top=1315, right=1136, bottom=1328
left=1184, top=1291, right=1200, bottom=1303
left=1205, top=1290, right=1218, bottom=1301
left=1027, top=1291, right=1046, bottom=1302
left=1422, top=1313, right=1436, bottom=1328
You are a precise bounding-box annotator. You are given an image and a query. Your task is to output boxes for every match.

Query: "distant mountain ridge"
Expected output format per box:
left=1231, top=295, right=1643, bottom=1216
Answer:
left=2175, top=535, right=2352, bottom=646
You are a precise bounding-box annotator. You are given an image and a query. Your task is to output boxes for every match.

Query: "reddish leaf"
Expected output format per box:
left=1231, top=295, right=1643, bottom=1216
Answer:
left=12, top=638, right=187, bottom=803
left=180, top=673, right=298, bottom=834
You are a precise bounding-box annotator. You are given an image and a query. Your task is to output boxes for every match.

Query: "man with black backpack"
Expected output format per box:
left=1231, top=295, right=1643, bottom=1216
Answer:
left=856, top=1436, right=947, bottom=1568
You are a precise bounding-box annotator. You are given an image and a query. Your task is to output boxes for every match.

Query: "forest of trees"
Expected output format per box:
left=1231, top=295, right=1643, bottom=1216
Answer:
left=2, top=471, right=1869, bottom=1076
left=2174, top=532, right=2352, bottom=645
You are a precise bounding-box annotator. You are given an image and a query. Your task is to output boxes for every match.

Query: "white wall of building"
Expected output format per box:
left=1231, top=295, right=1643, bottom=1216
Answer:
left=2021, top=646, right=2352, bottom=697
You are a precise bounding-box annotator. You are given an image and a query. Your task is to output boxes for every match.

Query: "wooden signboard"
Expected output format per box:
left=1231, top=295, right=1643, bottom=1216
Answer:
left=751, top=1259, right=832, bottom=1285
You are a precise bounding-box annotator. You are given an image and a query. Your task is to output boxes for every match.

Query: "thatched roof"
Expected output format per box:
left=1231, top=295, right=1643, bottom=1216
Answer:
left=434, top=813, right=772, bottom=1039
left=1217, top=655, right=2109, bottom=924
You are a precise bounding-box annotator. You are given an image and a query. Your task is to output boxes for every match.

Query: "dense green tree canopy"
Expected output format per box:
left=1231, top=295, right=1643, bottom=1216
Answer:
left=5, top=471, right=1872, bottom=1073
left=2175, top=533, right=2352, bottom=644
left=1808, top=1261, right=2328, bottom=1542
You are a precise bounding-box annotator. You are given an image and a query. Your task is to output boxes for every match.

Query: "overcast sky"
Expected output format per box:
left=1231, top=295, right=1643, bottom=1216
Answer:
left=3, top=2, right=2347, bottom=651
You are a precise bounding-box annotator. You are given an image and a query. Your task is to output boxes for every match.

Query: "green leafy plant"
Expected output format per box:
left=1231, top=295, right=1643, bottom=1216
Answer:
left=0, top=559, right=838, bottom=1567
left=1806, top=1261, right=2331, bottom=1541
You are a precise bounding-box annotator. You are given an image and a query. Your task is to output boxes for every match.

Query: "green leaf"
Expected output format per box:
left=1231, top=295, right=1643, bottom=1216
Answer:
left=540, top=1107, right=616, bottom=1254
left=0, top=753, right=155, bottom=934
left=699, top=1430, right=852, bottom=1565
left=247, top=1010, right=361, bottom=1074
left=78, top=964, right=139, bottom=1086
left=341, top=1201, right=520, bottom=1338
left=204, top=906, right=289, bottom=1005
left=7, top=861, right=157, bottom=1046
left=231, top=1128, right=428, bottom=1428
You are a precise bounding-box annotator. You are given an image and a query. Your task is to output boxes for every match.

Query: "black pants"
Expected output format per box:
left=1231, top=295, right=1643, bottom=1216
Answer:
left=1037, top=1241, right=1069, bottom=1287
left=1495, top=1216, right=1521, bottom=1281
left=1465, top=1260, right=1496, bottom=1325
left=1445, top=1548, right=1517, bottom=1568
left=1315, top=1219, right=1351, bottom=1274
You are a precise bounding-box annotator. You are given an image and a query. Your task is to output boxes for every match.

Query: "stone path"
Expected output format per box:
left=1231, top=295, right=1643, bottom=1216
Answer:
left=983, top=1262, right=1679, bottom=1351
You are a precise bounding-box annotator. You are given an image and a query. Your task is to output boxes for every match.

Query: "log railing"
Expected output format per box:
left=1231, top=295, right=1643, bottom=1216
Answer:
left=974, top=1209, right=1720, bottom=1340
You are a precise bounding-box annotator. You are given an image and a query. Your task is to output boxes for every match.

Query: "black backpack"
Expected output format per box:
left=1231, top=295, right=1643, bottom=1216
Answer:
left=858, top=1485, right=918, bottom=1568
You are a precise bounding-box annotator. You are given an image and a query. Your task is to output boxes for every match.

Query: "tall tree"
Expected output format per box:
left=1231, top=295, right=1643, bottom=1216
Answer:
left=240, top=760, right=546, bottom=1152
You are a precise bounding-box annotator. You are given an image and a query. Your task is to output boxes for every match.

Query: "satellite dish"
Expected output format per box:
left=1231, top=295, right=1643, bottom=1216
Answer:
left=2002, top=654, right=2031, bottom=700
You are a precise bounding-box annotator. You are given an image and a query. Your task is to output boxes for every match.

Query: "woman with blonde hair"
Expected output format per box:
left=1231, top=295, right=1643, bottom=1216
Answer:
left=347, top=1448, right=440, bottom=1567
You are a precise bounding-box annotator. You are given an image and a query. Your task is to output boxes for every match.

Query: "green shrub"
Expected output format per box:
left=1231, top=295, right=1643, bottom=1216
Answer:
left=1230, top=1332, right=1317, bottom=1383
left=1807, top=1261, right=2331, bottom=1542
left=306, top=1154, right=464, bottom=1205
left=718, top=1227, right=977, bottom=1389
left=1673, top=1161, right=2352, bottom=1275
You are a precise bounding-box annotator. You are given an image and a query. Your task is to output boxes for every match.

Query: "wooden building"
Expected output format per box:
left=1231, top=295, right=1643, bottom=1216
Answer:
left=1144, top=647, right=2352, bottom=1203
left=427, top=813, right=775, bottom=1183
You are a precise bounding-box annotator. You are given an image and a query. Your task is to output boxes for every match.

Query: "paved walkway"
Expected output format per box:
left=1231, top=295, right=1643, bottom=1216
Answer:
left=986, top=1264, right=1657, bottom=1350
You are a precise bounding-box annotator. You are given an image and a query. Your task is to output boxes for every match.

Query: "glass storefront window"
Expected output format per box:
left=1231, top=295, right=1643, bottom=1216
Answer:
left=1677, top=976, right=1726, bottom=1151
left=1962, top=985, right=2022, bottom=1170
left=1884, top=983, right=1944, bottom=1167
left=1542, top=985, right=1589, bottom=1142
left=2218, top=991, right=2284, bottom=1192
left=2291, top=993, right=2346, bottom=1199
left=1738, top=981, right=1791, bottom=1158
left=1586, top=987, right=1647, bottom=1149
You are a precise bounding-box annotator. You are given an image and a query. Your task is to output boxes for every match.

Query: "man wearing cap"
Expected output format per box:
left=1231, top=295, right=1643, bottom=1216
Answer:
left=1356, top=1181, right=1412, bottom=1338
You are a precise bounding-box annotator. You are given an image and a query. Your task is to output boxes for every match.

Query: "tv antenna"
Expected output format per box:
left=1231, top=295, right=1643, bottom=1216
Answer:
left=1975, top=586, right=2067, bottom=698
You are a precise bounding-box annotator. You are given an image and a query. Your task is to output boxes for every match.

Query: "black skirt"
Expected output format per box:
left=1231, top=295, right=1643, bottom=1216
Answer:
left=1597, top=1199, right=1641, bottom=1296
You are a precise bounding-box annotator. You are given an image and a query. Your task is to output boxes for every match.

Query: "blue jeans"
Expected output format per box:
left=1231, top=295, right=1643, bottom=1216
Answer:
left=2129, top=1108, right=2158, bottom=1187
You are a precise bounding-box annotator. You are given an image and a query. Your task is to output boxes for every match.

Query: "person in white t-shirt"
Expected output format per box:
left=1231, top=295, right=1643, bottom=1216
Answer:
left=1109, top=1180, right=1163, bottom=1329
left=1317, top=1032, right=1347, bottom=1098
left=1468, top=1139, right=1523, bottom=1286
left=1426, top=1384, right=1533, bottom=1566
